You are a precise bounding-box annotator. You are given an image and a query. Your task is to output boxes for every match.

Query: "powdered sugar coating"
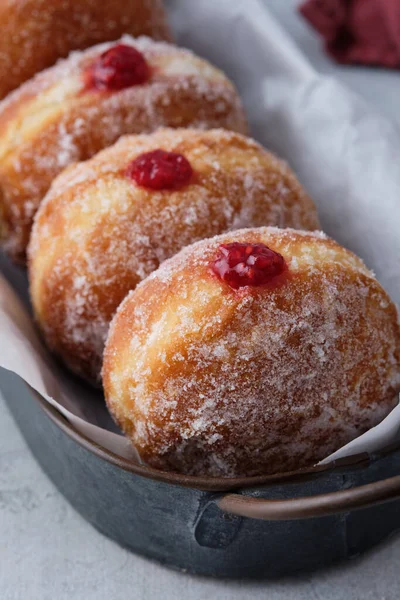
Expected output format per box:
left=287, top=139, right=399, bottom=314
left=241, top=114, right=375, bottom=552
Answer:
left=0, top=0, right=172, bottom=100
left=0, top=35, right=247, bottom=261
left=103, top=227, right=400, bottom=477
left=28, top=128, right=319, bottom=383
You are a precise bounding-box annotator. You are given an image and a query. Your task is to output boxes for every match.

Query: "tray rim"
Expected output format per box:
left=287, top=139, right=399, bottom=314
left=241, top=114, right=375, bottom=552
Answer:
left=24, top=382, right=400, bottom=493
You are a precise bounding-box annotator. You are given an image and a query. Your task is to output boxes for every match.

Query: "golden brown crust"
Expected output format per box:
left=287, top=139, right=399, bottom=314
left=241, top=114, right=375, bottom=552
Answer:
left=28, top=128, right=319, bottom=383
left=0, top=36, right=247, bottom=262
left=0, top=0, right=172, bottom=101
left=102, top=227, right=400, bottom=478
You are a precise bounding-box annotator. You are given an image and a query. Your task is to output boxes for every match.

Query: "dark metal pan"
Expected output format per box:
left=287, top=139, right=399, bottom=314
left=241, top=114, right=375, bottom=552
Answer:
left=2, top=369, right=400, bottom=578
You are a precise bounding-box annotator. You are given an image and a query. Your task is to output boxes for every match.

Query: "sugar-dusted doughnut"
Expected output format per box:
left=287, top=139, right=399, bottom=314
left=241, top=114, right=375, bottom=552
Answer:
left=29, top=128, right=319, bottom=383
left=0, top=36, right=247, bottom=261
left=0, top=0, right=172, bottom=100
left=103, top=227, right=400, bottom=477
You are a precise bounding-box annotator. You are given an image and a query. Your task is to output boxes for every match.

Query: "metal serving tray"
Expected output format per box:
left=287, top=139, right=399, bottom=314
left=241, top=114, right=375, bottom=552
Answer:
left=2, top=369, right=400, bottom=579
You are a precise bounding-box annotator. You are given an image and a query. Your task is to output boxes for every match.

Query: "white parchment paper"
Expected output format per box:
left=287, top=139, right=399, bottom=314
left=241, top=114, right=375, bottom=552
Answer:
left=1, top=0, right=399, bottom=468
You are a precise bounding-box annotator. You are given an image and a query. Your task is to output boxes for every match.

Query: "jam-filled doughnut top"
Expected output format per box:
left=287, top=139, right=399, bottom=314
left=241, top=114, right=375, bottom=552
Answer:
left=103, top=227, right=400, bottom=477
left=28, top=128, right=319, bottom=383
left=0, top=35, right=247, bottom=159
left=0, top=36, right=248, bottom=261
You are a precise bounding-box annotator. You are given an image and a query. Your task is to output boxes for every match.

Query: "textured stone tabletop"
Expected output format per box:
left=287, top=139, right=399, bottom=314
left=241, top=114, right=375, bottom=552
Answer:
left=1, top=1, right=400, bottom=599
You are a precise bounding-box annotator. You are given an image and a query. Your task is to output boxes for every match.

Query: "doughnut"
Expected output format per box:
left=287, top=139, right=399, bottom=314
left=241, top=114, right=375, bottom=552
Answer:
left=0, top=36, right=247, bottom=262
left=102, top=227, right=400, bottom=477
left=0, top=0, right=172, bottom=100
left=28, top=128, right=319, bottom=384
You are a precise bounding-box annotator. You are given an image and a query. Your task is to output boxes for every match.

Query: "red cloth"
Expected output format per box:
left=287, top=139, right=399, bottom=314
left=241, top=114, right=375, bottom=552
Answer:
left=299, top=0, right=400, bottom=68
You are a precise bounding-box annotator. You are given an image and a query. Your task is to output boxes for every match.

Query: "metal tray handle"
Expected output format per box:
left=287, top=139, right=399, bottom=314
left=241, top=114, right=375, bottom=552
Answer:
left=218, top=474, right=400, bottom=520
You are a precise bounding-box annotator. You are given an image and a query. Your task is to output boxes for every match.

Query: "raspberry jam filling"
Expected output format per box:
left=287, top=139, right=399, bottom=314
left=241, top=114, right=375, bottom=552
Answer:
left=212, top=242, right=287, bottom=289
left=126, top=149, right=193, bottom=190
left=84, top=44, right=150, bottom=91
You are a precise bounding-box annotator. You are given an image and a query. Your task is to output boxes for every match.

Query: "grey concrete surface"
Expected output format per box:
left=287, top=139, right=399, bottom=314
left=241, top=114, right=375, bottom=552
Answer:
left=2, top=1, right=400, bottom=598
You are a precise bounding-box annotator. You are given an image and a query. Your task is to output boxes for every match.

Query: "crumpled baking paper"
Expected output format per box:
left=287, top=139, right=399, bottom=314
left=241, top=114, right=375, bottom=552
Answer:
left=1, top=0, right=399, bottom=469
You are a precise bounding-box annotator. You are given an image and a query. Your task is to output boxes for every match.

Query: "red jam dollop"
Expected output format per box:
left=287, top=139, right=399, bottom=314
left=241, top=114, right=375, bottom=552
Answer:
left=212, top=242, right=286, bottom=289
left=126, top=149, right=193, bottom=190
left=85, top=44, right=150, bottom=91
